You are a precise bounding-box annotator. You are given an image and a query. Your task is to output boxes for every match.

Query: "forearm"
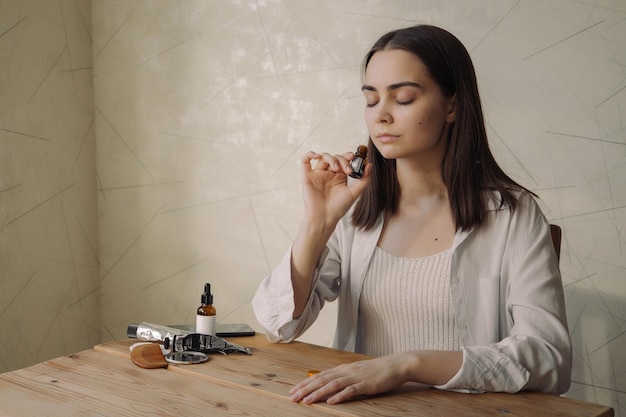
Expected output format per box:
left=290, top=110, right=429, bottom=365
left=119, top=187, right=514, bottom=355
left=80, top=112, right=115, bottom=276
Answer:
left=402, top=350, right=463, bottom=386
left=290, top=218, right=336, bottom=318
left=290, top=349, right=464, bottom=405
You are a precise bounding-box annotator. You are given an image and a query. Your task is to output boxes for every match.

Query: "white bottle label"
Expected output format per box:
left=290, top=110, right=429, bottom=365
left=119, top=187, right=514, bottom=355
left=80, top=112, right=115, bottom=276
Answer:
left=196, top=315, right=216, bottom=336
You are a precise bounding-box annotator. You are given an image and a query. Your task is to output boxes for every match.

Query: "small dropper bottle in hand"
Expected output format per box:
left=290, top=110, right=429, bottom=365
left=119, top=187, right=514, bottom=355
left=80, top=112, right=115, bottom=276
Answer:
left=196, top=283, right=216, bottom=336
left=349, top=145, right=368, bottom=179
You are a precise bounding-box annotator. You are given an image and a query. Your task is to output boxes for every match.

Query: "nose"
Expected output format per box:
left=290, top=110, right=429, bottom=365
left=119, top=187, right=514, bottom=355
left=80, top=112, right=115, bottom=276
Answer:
left=374, top=102, right=392, bottom=124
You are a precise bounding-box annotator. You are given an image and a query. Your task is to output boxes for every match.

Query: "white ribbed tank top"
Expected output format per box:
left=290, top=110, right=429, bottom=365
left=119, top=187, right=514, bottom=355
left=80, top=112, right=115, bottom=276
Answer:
left=358, top=246, right=460, bottom=356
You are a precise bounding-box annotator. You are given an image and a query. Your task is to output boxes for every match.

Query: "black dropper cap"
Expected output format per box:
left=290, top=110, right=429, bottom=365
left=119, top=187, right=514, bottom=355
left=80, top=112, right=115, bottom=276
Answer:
left=201, top=283, right=213, bottom=305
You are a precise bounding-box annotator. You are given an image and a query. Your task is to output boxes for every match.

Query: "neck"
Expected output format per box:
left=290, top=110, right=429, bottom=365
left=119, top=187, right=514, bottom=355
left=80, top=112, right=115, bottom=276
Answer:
left=395, top=158, right=447, bottom=207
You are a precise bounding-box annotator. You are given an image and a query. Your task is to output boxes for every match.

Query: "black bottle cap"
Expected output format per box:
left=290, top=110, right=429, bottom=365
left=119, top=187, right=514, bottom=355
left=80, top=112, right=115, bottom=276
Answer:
left=201, top=283, right=213, bottom=305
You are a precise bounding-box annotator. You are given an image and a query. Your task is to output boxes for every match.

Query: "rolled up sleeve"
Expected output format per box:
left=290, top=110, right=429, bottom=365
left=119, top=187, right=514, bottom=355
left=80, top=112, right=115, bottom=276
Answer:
left=252, top=243, right=341, bottom=343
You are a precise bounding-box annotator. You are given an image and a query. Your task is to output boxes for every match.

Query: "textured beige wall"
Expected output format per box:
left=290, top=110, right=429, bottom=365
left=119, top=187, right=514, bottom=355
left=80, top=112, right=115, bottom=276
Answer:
left=0, top=1, right=99, bottom=372
left=1, top=0, right=624, bottom=414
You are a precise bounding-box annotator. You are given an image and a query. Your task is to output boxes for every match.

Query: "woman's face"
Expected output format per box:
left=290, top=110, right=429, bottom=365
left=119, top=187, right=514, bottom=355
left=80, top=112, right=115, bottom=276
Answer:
left=362, top=49, right=456, bottom=163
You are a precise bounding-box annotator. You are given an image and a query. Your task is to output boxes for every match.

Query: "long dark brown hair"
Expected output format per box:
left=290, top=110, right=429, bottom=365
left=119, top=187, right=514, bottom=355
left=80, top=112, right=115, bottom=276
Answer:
left=352, top=25, right=532, bottom=232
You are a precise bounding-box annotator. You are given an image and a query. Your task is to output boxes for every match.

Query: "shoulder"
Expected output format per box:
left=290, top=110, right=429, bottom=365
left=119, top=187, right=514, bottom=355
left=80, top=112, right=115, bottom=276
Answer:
left=457, top=189, right=550, bottom=267
left=484, top=188, right=541, bottom=216
left=479, top=188, right=547, bottom=241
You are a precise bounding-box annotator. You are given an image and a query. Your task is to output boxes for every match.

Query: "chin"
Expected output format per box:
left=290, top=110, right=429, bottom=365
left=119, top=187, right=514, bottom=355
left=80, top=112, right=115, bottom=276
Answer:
left=371, top=142, right=393, bottom=159
left=373, top=145, right=401, bottom=160
left=377, top=150, right=400, bottom=161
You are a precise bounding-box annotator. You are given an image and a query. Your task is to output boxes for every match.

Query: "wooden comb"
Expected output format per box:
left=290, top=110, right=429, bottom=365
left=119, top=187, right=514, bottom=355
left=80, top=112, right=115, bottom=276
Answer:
left=130, top=343, right=168, bottom=369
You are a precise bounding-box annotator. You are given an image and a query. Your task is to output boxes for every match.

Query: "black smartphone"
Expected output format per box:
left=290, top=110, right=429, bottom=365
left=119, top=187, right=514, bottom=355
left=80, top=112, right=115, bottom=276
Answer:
left=169, top=323, right=256, bottom=337
left=216, top=323, right=256, bottom=337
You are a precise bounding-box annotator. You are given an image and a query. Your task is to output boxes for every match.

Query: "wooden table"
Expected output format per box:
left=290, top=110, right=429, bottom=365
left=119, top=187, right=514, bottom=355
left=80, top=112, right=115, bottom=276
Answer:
left=0, top=334, right=613, bottom=416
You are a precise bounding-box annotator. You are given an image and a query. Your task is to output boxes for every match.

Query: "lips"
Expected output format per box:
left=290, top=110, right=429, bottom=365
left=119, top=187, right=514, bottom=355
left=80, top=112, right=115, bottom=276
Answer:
left=376, top=132, right=399, bottom=143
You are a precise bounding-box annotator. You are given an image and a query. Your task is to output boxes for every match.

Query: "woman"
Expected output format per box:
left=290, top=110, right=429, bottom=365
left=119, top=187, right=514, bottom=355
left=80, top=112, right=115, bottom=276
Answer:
left=252, top=24, right=572, bottom=405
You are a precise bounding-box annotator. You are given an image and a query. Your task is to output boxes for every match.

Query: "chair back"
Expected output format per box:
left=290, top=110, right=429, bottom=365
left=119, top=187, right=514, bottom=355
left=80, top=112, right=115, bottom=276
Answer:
left=550, top=224, right=562, bottom=263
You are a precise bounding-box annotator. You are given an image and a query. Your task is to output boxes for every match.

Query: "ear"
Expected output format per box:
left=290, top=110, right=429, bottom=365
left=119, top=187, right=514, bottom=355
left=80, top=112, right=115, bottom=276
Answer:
left=445, top=94, right=457, bottom=123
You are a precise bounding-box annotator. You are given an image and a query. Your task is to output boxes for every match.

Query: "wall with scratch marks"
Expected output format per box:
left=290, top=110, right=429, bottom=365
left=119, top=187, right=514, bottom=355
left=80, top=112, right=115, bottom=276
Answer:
left=0, top=0, right=99, bottom=373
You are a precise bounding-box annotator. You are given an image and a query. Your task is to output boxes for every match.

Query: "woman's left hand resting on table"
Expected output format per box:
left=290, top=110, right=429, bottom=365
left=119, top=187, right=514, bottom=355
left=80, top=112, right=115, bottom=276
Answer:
left=289, top=350, right=463, bottom=404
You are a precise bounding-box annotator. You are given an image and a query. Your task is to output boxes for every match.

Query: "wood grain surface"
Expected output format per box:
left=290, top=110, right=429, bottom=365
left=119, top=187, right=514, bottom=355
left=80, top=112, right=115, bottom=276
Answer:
left=0, top=334, right=614, bottom=417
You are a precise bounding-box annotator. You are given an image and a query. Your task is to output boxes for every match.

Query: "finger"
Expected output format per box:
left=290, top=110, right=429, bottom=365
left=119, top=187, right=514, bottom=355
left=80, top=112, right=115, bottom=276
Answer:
left=313, top=152, right=344, bottom=172
left=296, top=372, right=356, bottom=404
left=301, top=376, right=354, bottom=405
left=337, top=153, right=355, bottom=175
left=290, top=372, right=342, bottom=404
left=327, top=382, right=363, bottom=405
left=289, top=375, right=316, bottom=396
left=289, top=375, right=324, bottom=403
left=347, top=164, right=372, bottom=197
left=341, top=151, right=356, bottom=161
left=320, top=152, right=357, bottom=173
left=301, top=151, right=319, bottom=164
left=301, top=151, right=323, bottom=176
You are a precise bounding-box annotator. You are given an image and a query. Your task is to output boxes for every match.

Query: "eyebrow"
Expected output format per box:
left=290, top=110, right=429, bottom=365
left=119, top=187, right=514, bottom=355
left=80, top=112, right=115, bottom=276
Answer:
left=361, top=81, right=424, bottom=92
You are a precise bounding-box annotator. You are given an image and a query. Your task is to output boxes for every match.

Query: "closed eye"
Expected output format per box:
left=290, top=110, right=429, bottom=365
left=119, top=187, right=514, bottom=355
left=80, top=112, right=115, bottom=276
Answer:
left=362, top=81, right=422, bottom=108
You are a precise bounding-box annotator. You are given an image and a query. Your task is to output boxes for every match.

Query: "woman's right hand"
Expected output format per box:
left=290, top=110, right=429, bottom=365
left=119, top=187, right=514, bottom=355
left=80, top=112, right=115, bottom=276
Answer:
left=300, top=150, right=371, bottom=229
left=290, top=150, right=371, bottom=319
